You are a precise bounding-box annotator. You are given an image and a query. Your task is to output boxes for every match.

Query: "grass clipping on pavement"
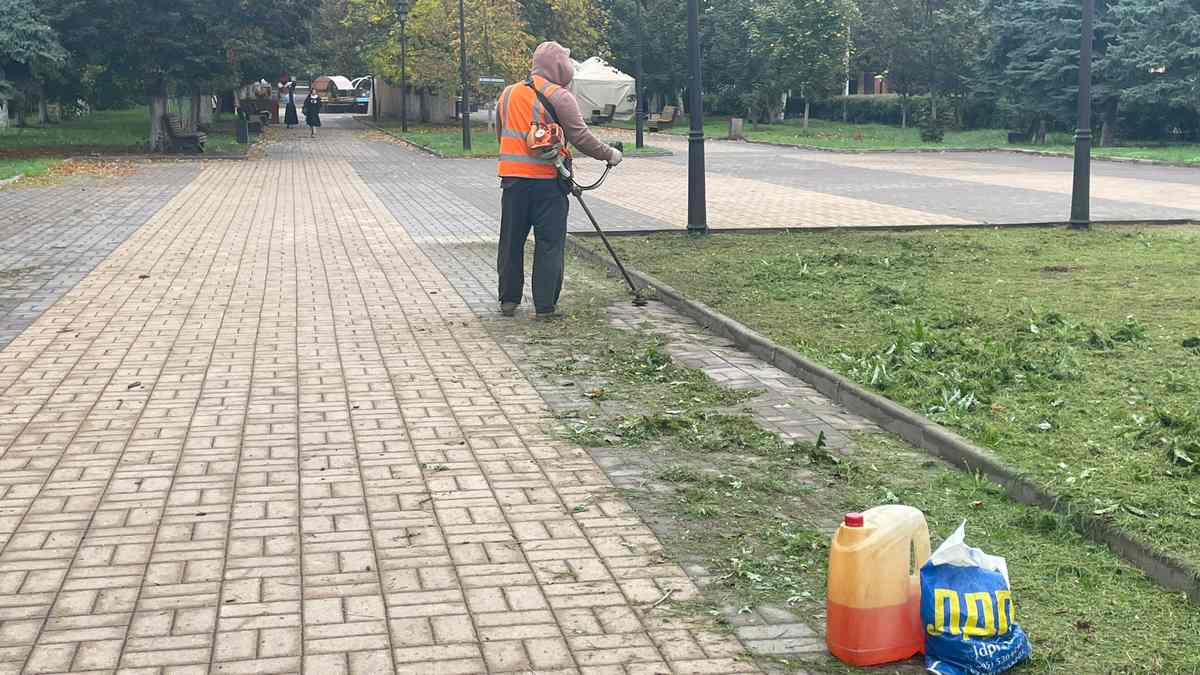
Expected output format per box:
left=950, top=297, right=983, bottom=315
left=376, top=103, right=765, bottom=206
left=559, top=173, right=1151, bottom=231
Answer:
left=547, top=246, right=1200, bottom=673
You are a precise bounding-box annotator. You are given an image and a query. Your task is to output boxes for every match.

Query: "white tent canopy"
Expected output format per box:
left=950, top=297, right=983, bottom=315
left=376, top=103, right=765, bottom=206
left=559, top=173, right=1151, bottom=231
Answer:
left=569, top=57, right=636, bottom=121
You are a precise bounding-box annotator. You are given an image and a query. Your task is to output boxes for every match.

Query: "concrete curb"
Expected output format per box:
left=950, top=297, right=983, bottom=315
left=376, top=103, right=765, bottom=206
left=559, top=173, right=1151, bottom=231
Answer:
left=567, top=219, right=1199, bottom=237
left=567, top=235, right=1200, bottom=603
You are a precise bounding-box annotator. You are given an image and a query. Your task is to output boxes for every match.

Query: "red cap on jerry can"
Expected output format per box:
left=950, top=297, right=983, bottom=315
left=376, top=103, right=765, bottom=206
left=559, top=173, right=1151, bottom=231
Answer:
left=844, top=512, right=864, bottom=527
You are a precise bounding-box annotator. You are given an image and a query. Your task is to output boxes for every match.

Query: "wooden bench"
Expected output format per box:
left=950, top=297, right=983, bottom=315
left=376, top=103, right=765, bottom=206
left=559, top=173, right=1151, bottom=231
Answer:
left=163, top=113, right=206, bottom=153
left=647, top=105, right=678, bottom=132
left=590, top=104, right=616, bottom=125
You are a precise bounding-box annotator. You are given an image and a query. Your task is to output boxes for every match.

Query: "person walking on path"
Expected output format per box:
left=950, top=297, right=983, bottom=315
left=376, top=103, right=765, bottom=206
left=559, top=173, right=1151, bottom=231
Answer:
left=495, top=41, right=622, bottom=318
left=302, top=92, right=321, bottom=137
left=284, top=83, right=299, bottom=128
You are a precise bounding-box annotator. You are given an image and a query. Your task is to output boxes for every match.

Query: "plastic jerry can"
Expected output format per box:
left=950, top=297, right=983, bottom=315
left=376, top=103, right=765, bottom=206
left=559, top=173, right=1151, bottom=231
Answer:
left=826, top=505, right=931, bottom=666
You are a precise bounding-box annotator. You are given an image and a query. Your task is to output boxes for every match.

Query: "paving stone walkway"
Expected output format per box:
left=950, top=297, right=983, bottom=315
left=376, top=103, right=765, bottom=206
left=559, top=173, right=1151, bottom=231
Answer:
left=0, top=127, right=759, bottom=674
left=0, top=164, right=199, bottom=349
left=3, top=117, right=1197, bottom=674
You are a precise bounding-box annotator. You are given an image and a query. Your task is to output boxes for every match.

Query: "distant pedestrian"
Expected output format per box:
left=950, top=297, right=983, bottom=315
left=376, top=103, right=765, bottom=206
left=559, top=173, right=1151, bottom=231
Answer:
left=284, top=83, right=299, bottom=128
left=302, top=92, right=321, bottom=137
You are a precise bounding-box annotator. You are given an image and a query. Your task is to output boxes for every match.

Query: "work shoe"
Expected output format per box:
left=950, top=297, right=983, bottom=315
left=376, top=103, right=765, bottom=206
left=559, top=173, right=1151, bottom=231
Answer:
left=500, top=303, right=518, bottom=317
left=534, top=307, right=559, bottom=320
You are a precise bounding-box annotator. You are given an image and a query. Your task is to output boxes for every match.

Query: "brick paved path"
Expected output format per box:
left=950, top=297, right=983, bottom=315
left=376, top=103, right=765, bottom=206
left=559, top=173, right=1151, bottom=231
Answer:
left=0, top=125, right=755, bottom=674
left=0, top=164, right=198, bottom=349
left=2, top=116, right=1198, bottom=673
left=365, top=123, right=1200, bottom=230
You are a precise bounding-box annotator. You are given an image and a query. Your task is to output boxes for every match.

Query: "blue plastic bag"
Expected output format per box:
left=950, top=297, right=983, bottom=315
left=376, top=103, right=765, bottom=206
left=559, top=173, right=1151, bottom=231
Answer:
left=920, top=522, right=1031, bottom=675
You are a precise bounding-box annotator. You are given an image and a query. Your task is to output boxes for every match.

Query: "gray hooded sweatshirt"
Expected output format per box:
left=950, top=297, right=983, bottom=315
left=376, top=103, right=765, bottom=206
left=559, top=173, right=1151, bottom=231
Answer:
left=506, top=41, right=617, bottom=163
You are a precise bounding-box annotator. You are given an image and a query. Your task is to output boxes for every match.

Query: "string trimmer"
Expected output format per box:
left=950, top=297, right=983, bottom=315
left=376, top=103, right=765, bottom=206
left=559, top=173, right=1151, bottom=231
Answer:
left=560, top=142, right=648, bottom=307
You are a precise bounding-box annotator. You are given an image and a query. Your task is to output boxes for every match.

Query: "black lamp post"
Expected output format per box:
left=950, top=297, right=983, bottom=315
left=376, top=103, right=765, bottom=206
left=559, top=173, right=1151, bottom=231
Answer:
left=1069, top=0, right=1093, bottom=229
left=634, top=0, right=645, bottom=150
left=458, top=0, right=472, bottom=151
left=686, top=0, right=707, bottom=233
left=395, top=0, right=409, bottom=132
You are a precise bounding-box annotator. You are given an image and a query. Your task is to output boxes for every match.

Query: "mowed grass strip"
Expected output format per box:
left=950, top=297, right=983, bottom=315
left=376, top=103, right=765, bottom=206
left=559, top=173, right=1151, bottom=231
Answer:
left=0, top=108, right=245, bottom=155
left=587, top=226, right=1200, bottom=570
left=541, top=254, right=1200, bottom=673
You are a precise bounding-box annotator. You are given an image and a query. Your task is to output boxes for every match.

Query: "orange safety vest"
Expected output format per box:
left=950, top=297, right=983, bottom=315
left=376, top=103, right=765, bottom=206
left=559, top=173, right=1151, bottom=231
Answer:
left=497, top=75, right=572, bottom=179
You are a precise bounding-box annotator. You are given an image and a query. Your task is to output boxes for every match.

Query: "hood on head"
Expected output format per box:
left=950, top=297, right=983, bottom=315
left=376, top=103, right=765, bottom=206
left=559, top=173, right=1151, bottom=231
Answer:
left=531, top=41, right=573, bottom=86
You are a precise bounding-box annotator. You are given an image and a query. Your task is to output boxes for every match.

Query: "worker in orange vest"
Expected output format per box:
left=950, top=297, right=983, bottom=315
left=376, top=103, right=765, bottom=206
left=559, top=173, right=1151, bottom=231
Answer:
left=496, top=41, right=622, bottom=318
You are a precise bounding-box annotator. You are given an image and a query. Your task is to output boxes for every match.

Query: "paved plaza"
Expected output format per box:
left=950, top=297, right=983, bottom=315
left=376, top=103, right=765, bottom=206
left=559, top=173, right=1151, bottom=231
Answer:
left=0, top=117, right=1197, bottom=673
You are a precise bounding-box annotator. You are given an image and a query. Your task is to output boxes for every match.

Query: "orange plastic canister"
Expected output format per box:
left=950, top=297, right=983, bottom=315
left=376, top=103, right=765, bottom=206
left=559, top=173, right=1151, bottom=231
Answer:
left=826, top=505, right=931, bottom=666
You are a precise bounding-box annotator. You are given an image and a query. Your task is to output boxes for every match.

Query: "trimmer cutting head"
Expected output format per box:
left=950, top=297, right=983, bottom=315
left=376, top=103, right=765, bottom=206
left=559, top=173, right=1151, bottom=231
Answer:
left=632, top=295, right=648, bottom=307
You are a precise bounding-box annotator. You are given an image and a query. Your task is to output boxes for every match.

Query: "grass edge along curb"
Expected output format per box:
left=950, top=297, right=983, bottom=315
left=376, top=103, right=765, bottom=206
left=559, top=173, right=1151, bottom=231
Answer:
left=733, top=136, right=1200, bottom=168
left=356, top=119, right=453, bottom=159
left=602, top=125, right=1200, bottom=168
left=566, top=234, right=1200, bottom=604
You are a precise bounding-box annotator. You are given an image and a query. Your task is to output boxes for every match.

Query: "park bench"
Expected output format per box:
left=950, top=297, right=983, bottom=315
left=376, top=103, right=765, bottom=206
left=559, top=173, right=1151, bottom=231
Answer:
left=163, top=113, right=206, bottom=153
left=590, top=104, right=616, bottom=125
left=647, top=105, right=677, bottom=132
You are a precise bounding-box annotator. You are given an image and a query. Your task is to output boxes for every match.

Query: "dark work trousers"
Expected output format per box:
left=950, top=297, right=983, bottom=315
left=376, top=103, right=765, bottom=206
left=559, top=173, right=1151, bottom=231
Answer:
left=497, top=177, right=570, bottom=313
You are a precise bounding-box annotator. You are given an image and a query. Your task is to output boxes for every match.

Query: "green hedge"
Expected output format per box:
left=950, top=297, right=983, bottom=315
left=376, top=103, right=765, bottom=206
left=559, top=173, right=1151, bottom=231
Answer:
left=809, top=95, right=929, bottom=126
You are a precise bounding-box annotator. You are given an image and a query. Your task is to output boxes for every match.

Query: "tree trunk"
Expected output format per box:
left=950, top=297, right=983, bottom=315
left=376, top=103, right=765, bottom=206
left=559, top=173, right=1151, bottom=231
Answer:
left=148, top=87, right=168, bottom=152
left=188, top=94, right=202, bottom=131
left=198, top=94, right=213, bottom=128
left=15, top=105, right=26, bottom=127
left=803, top=100, right=810, bottom=129
left=38, top=96, right=49, bottom=125
left=1100, top=99, right=1118, bottom=147
left=0, top=99, right=8, bottom=129
left=1036, top=119, right=1048, bottom=145
left=901, top=103, right=908, bottom=129
left=419, top=90, right=431, bottom=123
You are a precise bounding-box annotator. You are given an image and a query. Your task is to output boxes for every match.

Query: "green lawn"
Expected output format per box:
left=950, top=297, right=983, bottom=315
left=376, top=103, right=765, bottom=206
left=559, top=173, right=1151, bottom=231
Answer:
left=612, top=116, right=1200, bottom=163
left=586, top=226, right=1200, bottom=576
left=366, top=120, right=669, bottom=158
left=545, top=249, right=1200, bottom=673
left=0, top=158, right=60, bottom=181
left=0, top=108, right=245, bottom=155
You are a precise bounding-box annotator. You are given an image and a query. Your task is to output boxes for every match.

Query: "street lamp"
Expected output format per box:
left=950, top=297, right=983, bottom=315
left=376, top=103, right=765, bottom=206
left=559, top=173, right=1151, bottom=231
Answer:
left=458, top=0, right=472, bottom=151
left=686, top=0, right=707, bottom=233
left=634, top=0, right=645, bottom=150
left=1070, top=0, right=1093, bottom=229
left=395, top=0, right=410, bottom=132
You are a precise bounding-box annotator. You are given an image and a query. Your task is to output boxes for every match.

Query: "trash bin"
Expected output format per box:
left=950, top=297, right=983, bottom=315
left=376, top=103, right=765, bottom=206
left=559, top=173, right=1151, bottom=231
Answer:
left=236, top=113, right=249, bottom=144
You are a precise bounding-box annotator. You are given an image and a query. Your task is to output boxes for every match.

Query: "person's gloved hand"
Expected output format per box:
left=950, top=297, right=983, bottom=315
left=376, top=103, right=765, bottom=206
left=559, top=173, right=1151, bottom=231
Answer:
left=608, top=147, right=623, bottom=167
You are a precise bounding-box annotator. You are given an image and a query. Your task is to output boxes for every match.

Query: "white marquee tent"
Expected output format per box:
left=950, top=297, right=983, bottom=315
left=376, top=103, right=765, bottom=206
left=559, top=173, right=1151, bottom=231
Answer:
left=569, top=58, right=636, bottom=121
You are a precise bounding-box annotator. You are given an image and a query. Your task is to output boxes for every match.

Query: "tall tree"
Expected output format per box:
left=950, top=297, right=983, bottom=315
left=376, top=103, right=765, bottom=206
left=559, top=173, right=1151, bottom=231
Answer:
left=520, top=0, right=607, bottom=57
left=1102, top=0, right=1200, bottom=143
left=979, top=0, right=1120, bottom=143
left=602, top=0, right=687, bottom=109
left=350, top=0, right=533, bottom=101
left=0, top=0, right=67, bottom=126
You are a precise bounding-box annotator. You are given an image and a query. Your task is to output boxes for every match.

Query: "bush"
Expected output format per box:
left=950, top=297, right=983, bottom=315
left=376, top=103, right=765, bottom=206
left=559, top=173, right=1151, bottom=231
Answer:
left=810, top=95, right=930, bottom=126
left=1118, top=101, right=1200, bottom=142
left=917, top=99, right=955, bottom=143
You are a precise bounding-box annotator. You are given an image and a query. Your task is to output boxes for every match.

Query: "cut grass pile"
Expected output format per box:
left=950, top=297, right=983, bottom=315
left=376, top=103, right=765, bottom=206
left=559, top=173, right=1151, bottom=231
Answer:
left=536, top=256, right=1200, bottom=673
left=0, top=108, right=244, bottom=155
left=586, top=226, right=1200, bottom=574
left=612, top=116, right=1200, bottom=162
